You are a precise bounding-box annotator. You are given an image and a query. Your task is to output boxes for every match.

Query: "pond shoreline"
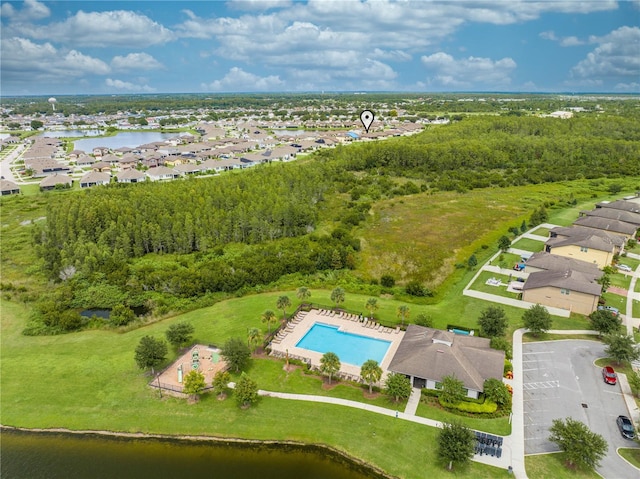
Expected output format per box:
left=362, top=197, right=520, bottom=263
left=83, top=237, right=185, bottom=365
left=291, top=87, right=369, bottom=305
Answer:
left=0, top=425, right=396, bottom=479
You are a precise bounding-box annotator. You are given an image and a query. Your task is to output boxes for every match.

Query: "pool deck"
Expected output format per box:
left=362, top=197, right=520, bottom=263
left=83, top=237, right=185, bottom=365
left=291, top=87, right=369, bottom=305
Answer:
left=269, top=309, right=405, bottom=382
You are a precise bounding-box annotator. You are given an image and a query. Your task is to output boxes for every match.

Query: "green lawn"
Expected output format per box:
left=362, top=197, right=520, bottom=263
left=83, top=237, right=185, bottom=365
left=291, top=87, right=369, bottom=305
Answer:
left=618, top=448, right=640, bottom=469
left=469, top=271, right=521, bottom=299
left=530, top=227, right=550, bottom=237
left=1, top=298, right=509, bottom=479
left=510, top=237, right=545, bottom=253
left=525, top=452, right=601, bottom=479
left=633, top=299, right=640, bottom=318
left=609, top=273, right=632, bottom=291
left=600, top=292, right=626, bottom=313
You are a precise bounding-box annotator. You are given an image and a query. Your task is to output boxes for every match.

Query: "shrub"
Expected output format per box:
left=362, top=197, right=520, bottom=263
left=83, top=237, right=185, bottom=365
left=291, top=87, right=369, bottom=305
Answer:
left=504, top=359, right=513, bottom=376
left=380, top=274, right=395, bottom=288
left=439, top=397, right=498, bottom=414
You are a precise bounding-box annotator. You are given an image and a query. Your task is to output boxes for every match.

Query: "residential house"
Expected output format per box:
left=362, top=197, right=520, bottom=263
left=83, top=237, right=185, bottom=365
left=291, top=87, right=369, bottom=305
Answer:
left=522, top=269, right=602, bottom=315
left=25, top=158, right=71, bottom=177
left=525, top=252, right=603, bottom=278
left=595, top=199, right=640, bottom=215
left=80, top=171, right=111, bottom=188
left=549, top=225, right=626, bottom=254
left=39, top=173, right=73, bottom=191
left=116, top=169, right=146, bottom=184
left=92, top=146, right=110, bottom=157
left=580, top=208, right=640, bottom=228
left=173, top=163, right=202, bottom=176
left=388, top=325, right=505, bottom=399
left=118, top=154, right=139, bottom=170
left=0, top=179, right=20, bottom=195
left=91, top=161, right=112, bottom=173
left=146, top=166, right=179, bottom=181
left=572, top=215, right=637, bottom=240
left=545, top=234, right=617, bottom=268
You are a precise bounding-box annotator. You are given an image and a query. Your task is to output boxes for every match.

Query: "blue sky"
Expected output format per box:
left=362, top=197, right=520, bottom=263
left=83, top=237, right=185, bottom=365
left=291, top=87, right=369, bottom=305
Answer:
left=1, top=0, right=638, bottom=95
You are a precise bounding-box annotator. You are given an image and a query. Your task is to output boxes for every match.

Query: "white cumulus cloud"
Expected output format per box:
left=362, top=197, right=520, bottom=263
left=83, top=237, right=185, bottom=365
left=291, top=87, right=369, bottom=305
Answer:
left=105, top=78, right=156, bottom=92
left=421, top=52, right=517, bottom=88
left=24, top=10, right=175, bottom=47
left=0, top=0, right=50, bottom=21
left=571, top=26, right=640, bottom=81
left=111, top=53, right=164, bottom=71
left=202, top=67, right=285, bottom=91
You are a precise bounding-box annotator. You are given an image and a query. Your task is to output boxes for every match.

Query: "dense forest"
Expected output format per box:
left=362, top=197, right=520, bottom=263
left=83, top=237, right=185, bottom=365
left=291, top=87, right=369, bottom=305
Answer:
left=21, top=113, right=640, bottom=334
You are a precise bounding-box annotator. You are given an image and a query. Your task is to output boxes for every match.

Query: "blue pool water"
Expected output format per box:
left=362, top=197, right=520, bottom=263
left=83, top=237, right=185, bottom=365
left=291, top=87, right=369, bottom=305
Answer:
left=296, top=323, right=391, bottom=367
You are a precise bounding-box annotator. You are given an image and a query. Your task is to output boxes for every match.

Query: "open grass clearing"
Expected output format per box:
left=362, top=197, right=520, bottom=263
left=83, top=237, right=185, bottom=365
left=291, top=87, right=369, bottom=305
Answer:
left=0, top=299, right=504, bottom=479
left=469, top=271, right=521, bottom=299
left=510, top=237, right=545, bottom=253
left=525, top=452, right=601, bottom=479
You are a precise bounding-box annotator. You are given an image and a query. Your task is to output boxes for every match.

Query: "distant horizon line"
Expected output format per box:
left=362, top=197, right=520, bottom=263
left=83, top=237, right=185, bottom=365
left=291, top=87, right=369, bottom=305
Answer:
left=2, top=90, right=639, bottom=99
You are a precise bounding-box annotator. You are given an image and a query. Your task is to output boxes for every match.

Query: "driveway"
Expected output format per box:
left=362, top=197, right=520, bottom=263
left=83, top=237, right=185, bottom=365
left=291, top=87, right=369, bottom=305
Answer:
left=523, top=340, right=639, bottom=479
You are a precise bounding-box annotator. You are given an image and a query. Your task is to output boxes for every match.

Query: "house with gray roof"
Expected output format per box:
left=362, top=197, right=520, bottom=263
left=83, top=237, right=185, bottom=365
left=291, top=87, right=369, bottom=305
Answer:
left=387, top=325, right=505, bottom=399
left=595, top=199, right=640, bottom=215
left=1, top=179, right=20, bottom=195
left=525, top=252, right=603, bottom=278
left=522, top=269, right=601, bottom=315
left=80, top=171, right=111, bottom=188
left=549, top=225, right=626, bottom=252
left=116, top=169, right=146, bottom=184
left=572, top=215, right=637, bottom=239
left=39, top=173, right=72, bottom=191
left=146, top=166, right=178, bottom=181
left=580, top=207, right=640, bottom=228
left=545, top=233, right=617, bottom=268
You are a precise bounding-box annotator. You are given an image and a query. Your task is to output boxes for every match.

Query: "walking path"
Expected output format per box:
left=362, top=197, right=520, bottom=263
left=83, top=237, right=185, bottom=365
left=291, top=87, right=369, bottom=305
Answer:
left=404, top=387, right=421, bottom=415
left=257, top=388, right=513, bottom=471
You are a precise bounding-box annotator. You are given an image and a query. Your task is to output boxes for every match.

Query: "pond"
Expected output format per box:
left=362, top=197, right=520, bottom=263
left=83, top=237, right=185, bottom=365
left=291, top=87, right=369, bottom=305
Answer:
left=0, top=429, right=386, bottom=479
left=40, top=130, right=104, bottom=138
left=72, top=132, right=177, bottom=152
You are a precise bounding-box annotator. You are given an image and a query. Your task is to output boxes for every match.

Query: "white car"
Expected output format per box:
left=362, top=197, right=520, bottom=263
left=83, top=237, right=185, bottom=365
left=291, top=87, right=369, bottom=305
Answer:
left=617, top=264, right=632, bottom=272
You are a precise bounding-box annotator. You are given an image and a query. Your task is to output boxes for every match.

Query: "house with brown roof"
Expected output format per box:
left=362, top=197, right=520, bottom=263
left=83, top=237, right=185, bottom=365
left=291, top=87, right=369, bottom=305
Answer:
left=522, top=269, right=601, bottom=315
left=146, top=166, right=178, bottom=181
left=91, top=161, right=112, bottom=173
left=387, top=325, right=505, bottom=399
left=545, top=233, right=617, bottom=268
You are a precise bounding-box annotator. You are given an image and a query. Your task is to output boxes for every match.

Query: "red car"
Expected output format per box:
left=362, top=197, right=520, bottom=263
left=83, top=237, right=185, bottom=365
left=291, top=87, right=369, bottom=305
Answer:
left=602, top=366, right=617, bottom=385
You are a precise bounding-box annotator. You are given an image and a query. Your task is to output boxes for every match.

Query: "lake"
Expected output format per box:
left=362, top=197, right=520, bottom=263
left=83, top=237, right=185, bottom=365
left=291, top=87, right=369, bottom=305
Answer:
left=41, top=130, right=104, bottom=138
left=0, top=429, right=385, bottom=479
left=72, top=132, right=177, bottom=152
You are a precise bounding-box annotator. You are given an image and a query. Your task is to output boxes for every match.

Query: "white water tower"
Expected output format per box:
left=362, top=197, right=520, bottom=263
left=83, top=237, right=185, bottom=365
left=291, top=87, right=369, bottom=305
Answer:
left=48, top=97, right=57, bottom=111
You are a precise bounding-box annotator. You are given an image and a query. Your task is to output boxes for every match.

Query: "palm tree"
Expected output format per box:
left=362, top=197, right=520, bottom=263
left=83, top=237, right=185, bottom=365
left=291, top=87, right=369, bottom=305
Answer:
left=261, top=309, right=277, bottom=335
left=330, top=287, right=345, bottom=309
left=297, top=286, right=311, bottom=304
left=397, top=305, right=410, bottom=327
left=320, top=352, right=341, bottom=385
left=365, top=297, right=378, bottom=320
left=247, top=327, right=261, bottom=351
left=360, top=359, right=383, bottom=394
left=276, top=295, right=292, bottom=323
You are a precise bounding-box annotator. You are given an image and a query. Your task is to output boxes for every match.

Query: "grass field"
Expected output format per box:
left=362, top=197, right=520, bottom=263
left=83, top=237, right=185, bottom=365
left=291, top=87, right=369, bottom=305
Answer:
left=618, top=448, right=640, bottom=469
left=469, top=271, right=521, bottom=299
left=510, top=237, right=545, bottom=252
left=0, top=298, right=506, bottom=479
left=525, top=452, right=601, bottom=479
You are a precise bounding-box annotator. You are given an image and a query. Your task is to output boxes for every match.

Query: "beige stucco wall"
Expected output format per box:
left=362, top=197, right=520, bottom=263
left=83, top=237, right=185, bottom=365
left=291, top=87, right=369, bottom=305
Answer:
left=550, top=244, right=613, bottom=268
left=523, top=286, right=599, bottom=315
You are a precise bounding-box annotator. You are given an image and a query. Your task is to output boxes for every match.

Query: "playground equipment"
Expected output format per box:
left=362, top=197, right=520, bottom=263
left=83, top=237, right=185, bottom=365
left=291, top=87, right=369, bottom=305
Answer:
left=177, top=364, right=183, bottom=383
left=191, top=348, right=200, bottom=370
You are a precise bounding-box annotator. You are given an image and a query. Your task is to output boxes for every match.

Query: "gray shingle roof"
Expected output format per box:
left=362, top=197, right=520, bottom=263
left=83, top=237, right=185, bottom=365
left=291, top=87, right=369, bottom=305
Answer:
left=549, top=225, right=625, bottom=247
left=582, top=208, right=640, bottom=227
left=526, top=252, right=603, bottom=278
left=573, top=215, right=637, bottom=235
left=546, top=233, right=617, bottom=253
left=388, top=325, right=505, bottom=392
left=522, top=269, right=602, bottom=296
left=595, top=200, right=640, bottom=215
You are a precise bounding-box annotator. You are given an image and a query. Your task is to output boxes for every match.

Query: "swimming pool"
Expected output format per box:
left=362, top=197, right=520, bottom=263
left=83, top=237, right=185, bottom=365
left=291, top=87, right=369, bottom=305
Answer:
left=296, top=323, right=391, bottom=367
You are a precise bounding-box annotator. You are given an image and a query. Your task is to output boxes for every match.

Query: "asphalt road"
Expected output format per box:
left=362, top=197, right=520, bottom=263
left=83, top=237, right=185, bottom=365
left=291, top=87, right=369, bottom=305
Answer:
left=523, top=340, right=639, bottom=479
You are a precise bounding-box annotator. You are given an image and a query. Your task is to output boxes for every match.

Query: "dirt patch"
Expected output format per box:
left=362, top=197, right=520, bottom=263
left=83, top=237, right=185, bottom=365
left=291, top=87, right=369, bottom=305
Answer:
left=283, top=363, right=301, bottom=373
left=362, top=390, right=381, bottom=400
left=321, top=378, right=340, bottom=390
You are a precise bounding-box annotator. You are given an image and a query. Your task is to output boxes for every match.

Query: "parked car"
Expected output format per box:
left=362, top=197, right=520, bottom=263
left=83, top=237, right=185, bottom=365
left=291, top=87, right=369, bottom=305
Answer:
left=616, top=415, right=636, bottom=440
left=617, top=264, right=632, bottom=272
left=597, top=305, right=620, bottom=316
left=602, top=366, right=617, bottom=385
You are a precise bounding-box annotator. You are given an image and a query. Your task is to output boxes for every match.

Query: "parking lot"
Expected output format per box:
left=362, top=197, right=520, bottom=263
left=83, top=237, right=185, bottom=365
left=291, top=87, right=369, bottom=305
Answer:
left=523, top=340, right=639, bottom=478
